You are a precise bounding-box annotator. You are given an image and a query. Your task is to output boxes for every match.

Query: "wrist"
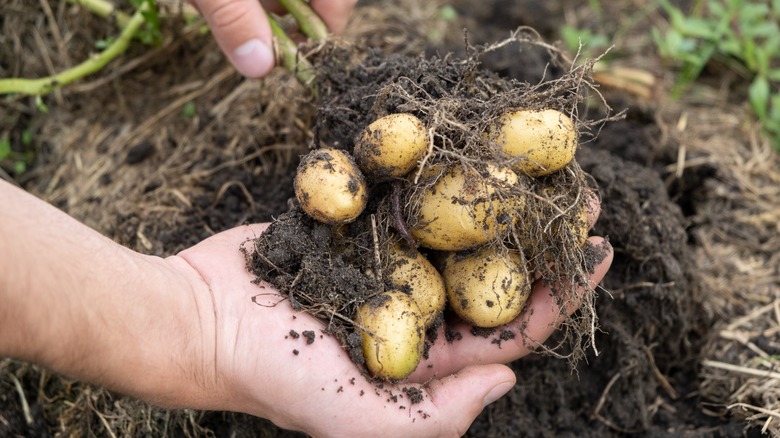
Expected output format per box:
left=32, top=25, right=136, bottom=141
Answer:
left=0, top=181, right=221, bottom=410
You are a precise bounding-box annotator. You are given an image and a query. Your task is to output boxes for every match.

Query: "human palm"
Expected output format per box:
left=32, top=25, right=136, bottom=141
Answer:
left=173, top=223, right=612, bottom=437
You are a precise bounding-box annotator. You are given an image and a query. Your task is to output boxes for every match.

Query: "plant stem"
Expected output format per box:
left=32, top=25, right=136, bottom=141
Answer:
left=278, top=0, right=329, bottom=41
left=0, top=8, right=145, bottom=96
left=68, top=0, right=131, bottom=28
left=268, top=15, right=318, bottom=96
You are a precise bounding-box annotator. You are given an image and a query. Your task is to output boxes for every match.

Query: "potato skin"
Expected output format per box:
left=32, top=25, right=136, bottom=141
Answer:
left=386, top=243, right=446, bottom=328
left=442, top=247, right=531, bottom=328
left=566, top=203, right=590, bottom=248
left=496, top=109, right=577, bottom=177
left=357, top=291, right=425, bottom=380
left=354, top=113, right=428, bottom=178
left=410, top=164, right=520, bottom=251
left=294, top=148, right=368, bottom=225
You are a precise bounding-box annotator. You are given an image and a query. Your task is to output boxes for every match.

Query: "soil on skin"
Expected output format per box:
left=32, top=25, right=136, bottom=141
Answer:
left=1, top=0, right=777, bottom=436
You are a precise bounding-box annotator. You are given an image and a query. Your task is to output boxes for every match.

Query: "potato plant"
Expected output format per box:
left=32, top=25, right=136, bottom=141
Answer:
left=248, top=14, right=616, bottom=382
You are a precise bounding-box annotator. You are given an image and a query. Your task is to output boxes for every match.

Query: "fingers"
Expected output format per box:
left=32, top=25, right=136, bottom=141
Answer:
left=420, top=364, right=516, bottom=436
left=311, top=0, right=358, bottom=34
left=585, top=187, right=601, bottom=229
left=190, top=0, right=275, bottom=78
left=411, top=236, right=613, bottom=380
left=191, top=0, right=355, bottom=78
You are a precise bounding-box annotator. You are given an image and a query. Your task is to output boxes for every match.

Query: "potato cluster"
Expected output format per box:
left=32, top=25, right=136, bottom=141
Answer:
left=293, top=109, right=582, bottom=380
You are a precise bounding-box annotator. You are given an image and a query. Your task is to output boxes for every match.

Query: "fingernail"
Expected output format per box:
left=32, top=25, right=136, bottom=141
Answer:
left=231, top=39, right=274, bottom=78
left=483, top=381, right=514, bottom=407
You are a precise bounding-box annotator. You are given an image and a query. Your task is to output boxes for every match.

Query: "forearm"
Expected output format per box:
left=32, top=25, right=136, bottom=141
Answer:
left=0, top=180, right=216, bottom=407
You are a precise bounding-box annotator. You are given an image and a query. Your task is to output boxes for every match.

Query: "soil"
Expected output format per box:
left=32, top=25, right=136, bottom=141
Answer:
left=2, top=0, right=779, bottom=437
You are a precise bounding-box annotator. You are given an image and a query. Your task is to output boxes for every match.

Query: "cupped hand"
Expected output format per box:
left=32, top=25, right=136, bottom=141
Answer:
left=167, top=214, right=611, bottom=437
left=188, top=0, right=357, bottom=77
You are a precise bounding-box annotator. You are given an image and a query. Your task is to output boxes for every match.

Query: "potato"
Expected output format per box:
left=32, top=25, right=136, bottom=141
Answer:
left=357, top=291, right=425, bottom=380
left=294, top=148, right=368, bottom=224
left=560, top=203, right=590, bottom=248
left=386, top=243, right=446, bottom=327
left=494, top=109, right=577, bottom=177
left=354, top=113, right=428, bottom=178
left=410, top=164, right=520, bottom=251
left=442, top=247, right=531, bottom=328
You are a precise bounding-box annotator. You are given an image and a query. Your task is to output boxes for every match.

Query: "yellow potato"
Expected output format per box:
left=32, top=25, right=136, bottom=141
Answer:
left=495, top=109, right=577, bottom=177
left=294, top=148, right=368, bottom=224
left=357, top=291, right=425, bottom=380
left=561, top=202, right=590, bottom=248
left=410, top=164, right=520, bottom=251
left=386, top=243, right=446, bottom=327
left=354, top=113, right=428, bottom=178
left=442, top=247, right=531, bottom=328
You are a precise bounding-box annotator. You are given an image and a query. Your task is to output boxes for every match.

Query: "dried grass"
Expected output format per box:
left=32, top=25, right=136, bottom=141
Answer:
left=659, top=97, right=780, bottom=435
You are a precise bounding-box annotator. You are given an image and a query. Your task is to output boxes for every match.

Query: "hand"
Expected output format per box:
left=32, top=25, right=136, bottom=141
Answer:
left=170, top=222, right=612, bottom=437
left=188, top=0, right=357, bottom=77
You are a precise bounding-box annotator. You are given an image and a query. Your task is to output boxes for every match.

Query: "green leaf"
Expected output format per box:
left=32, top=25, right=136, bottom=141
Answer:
left=718, top=38, right=743, bottom=58
left=438, top=5, right=458, bottom=22
left=0, top=137, right=10, bottom=160
left=770, top=94, right=780, bottom=120
left=748, top=76, right=770, bottom=120
left=95, top=37, right=116, bottom=49
left=21, top=130, right=32, bottom=146
left=768, top=69, right=780, bottom=81
left=742, top=22, right=779, bottom=40
left=180, top=101, right=197, bottom=119
left=740, top=3, right=768, bottom=23
left=710, top=1, right=727, bottom=17
left=13, top=161, right=27, bottom=174
left=35, top=95, right=49, bottom=113
left=679, top=17, right=719, bottom=39
left=754, top=46, right=770, bottom=75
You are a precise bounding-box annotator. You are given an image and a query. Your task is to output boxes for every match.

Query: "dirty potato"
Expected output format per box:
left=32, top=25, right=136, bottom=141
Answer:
left=495, top=109, right=577, bottom=177
left=354, top=113, right=428, bottom=178
left=442, top=247, right=531, bottom=328
left=356, top=291, right=425, bottom=380
left=386, top=243, right=446, bottom=328
left=294, top=148, right=368, bottom=224
left=410, top=164, right=520, bottom=251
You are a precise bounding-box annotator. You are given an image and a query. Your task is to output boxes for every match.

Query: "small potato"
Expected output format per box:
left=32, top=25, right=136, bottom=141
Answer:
left=354, top=113, right=428, bottom=178
left=410, top=164, right=521, bottom=251
left=386, top=243, right=446, bottom=327
left=357, top=291, right=425, bottom=380
left=495, top=109, right=577, bottom=177
left=442, top=247, right=531, bottom=328
left=294, top=148, right=368, bottom=225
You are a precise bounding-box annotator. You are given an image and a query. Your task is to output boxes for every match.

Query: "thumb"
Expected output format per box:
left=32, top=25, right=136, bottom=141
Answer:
left=192, top=0, right=275, bottom=78
left=424, top=364, right=516, bottom=436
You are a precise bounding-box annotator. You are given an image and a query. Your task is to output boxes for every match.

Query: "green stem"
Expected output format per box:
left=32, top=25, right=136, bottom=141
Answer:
left=268, top=15, right=318, bottom=96
left=68, top=0, right=131, bottom=29
left=0, top=8, right=145, bottom=96
left=278, top=0, right=329, bottom=41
